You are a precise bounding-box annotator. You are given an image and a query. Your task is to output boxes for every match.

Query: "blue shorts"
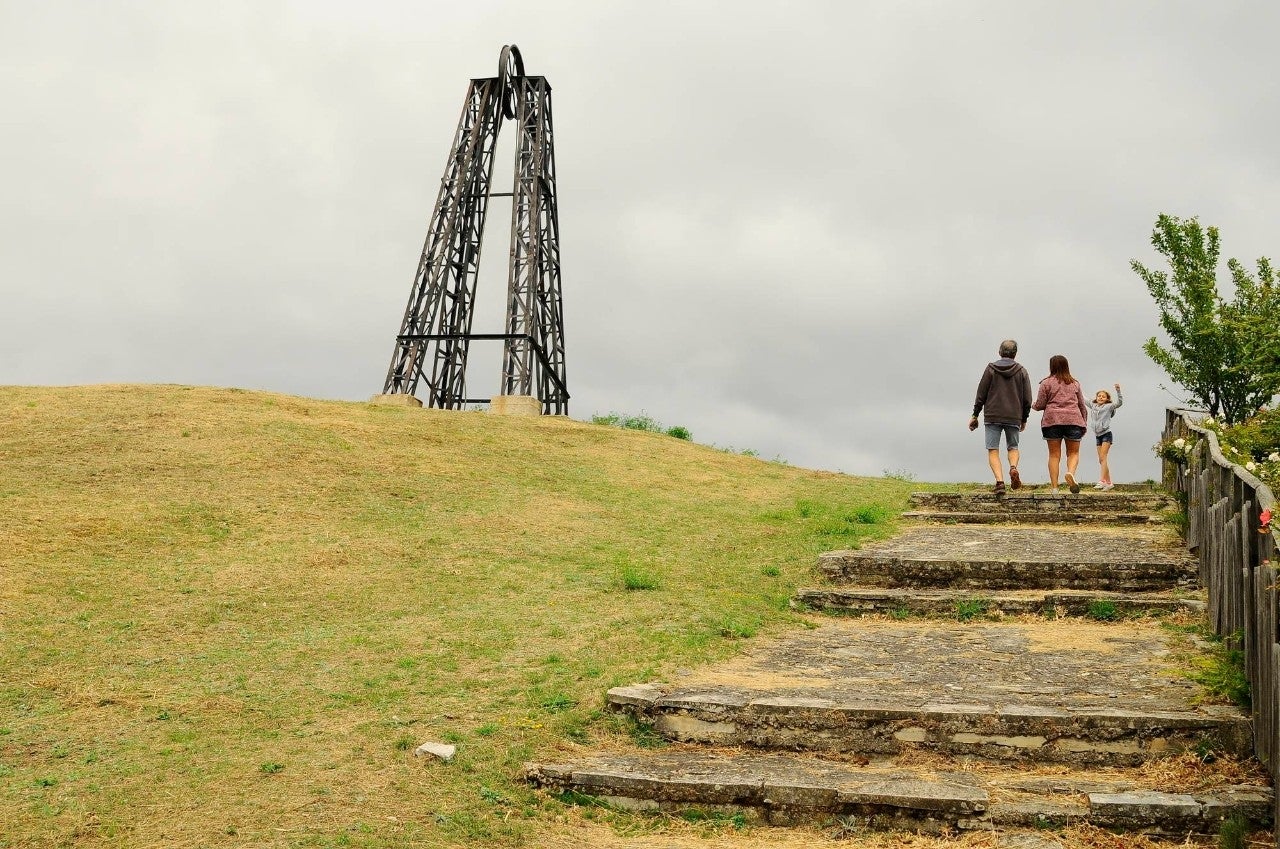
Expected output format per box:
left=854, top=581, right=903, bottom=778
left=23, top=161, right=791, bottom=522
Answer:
left=1096, top=431, right=1113, bottom=446
left=984, top=423, right=1020, bottom=451
left=1042, top=424, right=1087, bottom=441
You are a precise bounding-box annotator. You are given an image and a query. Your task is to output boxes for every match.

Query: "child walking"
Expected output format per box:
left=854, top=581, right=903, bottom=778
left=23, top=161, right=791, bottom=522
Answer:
left=1090, top=383, right=1123, bottom=490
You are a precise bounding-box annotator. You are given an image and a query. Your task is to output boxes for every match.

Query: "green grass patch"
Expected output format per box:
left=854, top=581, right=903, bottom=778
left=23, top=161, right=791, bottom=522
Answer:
left=1086, top=600, right=1119, bottom=621
left=953, top=598, right=992, bottom=621
left=1164, top=623, right=1252, bottom=709
left=620, top=566, right=660, bottom=591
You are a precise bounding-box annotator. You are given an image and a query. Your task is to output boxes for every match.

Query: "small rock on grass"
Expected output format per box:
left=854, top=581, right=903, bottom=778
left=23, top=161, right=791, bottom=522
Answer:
left=413, top=742, right=456, bottom=762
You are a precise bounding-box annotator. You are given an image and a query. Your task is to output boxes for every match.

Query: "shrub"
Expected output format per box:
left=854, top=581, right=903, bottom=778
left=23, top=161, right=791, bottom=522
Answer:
left=1154, top=436, right=1197, bottom=464
left=1208, top=408, right=1280, bottom=487
left=591, top=411, right=691, bottom=441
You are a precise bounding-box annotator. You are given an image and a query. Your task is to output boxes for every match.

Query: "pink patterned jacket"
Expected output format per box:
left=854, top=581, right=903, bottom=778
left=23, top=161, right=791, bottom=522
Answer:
left=1032, top=378, right=1088, bottom=428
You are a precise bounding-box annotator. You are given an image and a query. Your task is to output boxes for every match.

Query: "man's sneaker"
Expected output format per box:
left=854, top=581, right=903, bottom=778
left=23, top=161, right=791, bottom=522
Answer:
left=993, top=481, right=1006, bottom=495
left=1009, top=466, right=1022, bottom=490
left=1065, top=472, right=1080, bottom=494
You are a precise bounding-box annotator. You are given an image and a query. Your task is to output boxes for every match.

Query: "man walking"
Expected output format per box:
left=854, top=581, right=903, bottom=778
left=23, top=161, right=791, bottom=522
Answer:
left=969, top=339, right=1033, bottom=494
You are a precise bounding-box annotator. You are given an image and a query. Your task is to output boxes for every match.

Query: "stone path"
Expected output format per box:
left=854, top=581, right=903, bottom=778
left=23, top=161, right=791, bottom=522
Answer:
left=527, top=488, right=1273, bottom=840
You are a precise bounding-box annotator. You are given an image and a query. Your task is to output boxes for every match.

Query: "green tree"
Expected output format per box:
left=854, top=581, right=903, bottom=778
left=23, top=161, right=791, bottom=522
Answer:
left=1225, top=255, right=1280, bottom=401
left=1132, top=214, right=1280, bottom=423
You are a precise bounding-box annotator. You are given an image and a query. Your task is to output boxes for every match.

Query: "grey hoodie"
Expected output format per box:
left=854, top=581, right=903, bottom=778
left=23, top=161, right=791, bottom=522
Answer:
left=972, top=358, right=1033, bottom=426
left=1089, top=388, right=1124, bottom=435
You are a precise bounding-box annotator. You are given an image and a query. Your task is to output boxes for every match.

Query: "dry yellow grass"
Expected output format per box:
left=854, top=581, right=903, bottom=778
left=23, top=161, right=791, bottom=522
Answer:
left=0, top=384, right=925, bottom=848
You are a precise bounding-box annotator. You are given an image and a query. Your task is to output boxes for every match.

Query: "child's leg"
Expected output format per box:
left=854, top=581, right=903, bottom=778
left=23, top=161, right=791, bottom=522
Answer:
left=1098, top=440, right=1112, bottom=483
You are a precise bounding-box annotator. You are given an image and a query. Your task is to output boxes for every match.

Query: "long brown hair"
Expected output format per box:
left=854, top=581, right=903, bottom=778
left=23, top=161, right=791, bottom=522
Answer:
left=1048, top=355, right=1075, bottom=384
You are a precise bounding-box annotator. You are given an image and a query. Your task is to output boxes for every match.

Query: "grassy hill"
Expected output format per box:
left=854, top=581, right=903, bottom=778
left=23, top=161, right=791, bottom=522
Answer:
left=0, top=385, right=922, bottom=848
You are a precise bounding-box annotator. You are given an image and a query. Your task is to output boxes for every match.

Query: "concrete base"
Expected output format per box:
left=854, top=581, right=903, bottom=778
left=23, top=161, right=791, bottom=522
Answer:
left=368, top=394, right=423, bottom=407
left=489, top=395, right=541, bottom=416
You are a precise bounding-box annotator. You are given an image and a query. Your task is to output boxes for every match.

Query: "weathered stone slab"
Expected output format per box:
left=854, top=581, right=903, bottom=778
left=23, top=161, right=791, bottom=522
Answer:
left=606, top=683, right=661, bottom=708
left=819, top=526, right=1195, bottom=591
left=526, top=751, right=1272, bottom=834
left=981, top=799, right=1085, bottom=830
left=903, top=510, right=1160, bottom=525
left=794, top=586, right=1204, bottom=618
left=910, top=491, right=1173, bottom=513
left=1087, top=790, right=1201, bottom=830
left=653, top=714, right=737, bottom=741
left=840, top=776, right=987, bottom=813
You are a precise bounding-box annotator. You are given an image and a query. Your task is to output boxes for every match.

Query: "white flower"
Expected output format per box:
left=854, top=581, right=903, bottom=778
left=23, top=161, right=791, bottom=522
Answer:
left=1270, top=453, right=1279, bottom=463
left=1203, top=416, right=1215, bottom=425
left=1173, top=438, right=1186, bottom=449
left=1228, top=446, right=1238, bottom=453
left=1246, top=461, right=1257, bottom=471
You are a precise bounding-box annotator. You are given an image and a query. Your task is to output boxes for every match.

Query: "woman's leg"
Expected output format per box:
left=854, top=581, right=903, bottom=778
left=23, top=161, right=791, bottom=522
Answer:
left=1046, top=439, right=1062, bottom=488
left=1066, top=439, right=1082, bottom=477
left=1098, top=441, right=1111, bottom=483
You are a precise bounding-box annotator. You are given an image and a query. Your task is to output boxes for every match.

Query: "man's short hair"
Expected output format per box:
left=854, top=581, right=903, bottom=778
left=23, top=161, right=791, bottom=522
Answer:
left=998, top=339, right=1018, bottom=358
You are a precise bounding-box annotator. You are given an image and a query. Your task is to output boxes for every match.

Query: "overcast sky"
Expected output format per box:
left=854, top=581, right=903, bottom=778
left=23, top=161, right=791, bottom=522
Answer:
left=3, top=1, right=1278, bottom=482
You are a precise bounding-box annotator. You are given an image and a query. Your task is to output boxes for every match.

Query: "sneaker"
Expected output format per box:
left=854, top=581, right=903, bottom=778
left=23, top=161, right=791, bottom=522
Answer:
left=1009, top=466, right=1021, bottom=490
left=1093, top=482, right=1106, bottom=490
left=1100, top=482, right=1114, bottom=491
left=993, top=481, right=1006, bottom=495
left=1047, top=487, right=1060, bottom=495
left=1065, top=472, right=1080, bottom=494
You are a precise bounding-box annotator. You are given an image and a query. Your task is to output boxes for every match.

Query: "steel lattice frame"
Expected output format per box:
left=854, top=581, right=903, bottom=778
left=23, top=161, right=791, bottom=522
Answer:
left=382, top=45, right=568, bottom=414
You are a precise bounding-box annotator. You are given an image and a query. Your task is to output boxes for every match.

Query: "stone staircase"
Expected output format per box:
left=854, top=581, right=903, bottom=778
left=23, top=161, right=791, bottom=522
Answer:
left=526, top=487, right=1273, bottom=841
left=904, top=488, right=1173, bottom=525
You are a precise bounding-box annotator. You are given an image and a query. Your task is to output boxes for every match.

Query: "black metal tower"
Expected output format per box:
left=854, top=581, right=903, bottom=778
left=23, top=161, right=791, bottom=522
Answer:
left=381, top=45, right=568, bottom=414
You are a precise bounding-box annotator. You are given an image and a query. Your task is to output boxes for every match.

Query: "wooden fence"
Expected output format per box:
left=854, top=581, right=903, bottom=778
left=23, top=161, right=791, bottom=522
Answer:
left=1162, top=408, right=1279, bottom=833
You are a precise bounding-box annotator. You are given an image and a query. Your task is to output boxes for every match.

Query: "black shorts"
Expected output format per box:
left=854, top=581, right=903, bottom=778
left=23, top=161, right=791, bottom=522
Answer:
left=1096, top=431, right=1114, bottom=446
left=1042, top=424, right=1086, bottom=441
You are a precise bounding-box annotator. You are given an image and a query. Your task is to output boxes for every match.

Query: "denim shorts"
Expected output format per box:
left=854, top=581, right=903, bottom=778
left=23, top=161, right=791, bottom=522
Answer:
left=984, top=423, right=1020, bottom=450
left=1042, top=424, right=1087, bottom=441
left=1096, top=431, right=1114, bottom=446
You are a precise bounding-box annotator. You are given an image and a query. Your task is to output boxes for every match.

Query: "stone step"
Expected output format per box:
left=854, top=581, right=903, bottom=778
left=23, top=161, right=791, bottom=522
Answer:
left=902, top=510, right=1160, bottom=525
left=794, top=586, right=1205, bottom=619
left=820, top=526, right=1195, bottom=591
left=526, top=750, right=1272, bottom=835
left=607, top=684, right=1249, bottom=768
left=910, top=491, right=1173, bottom=515
left=603, top=618, right=1250, bottom=767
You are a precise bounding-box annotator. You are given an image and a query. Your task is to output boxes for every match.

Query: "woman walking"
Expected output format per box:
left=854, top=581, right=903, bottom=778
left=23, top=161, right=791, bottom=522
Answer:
left=1032, top=355, right=1089, bottom=494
